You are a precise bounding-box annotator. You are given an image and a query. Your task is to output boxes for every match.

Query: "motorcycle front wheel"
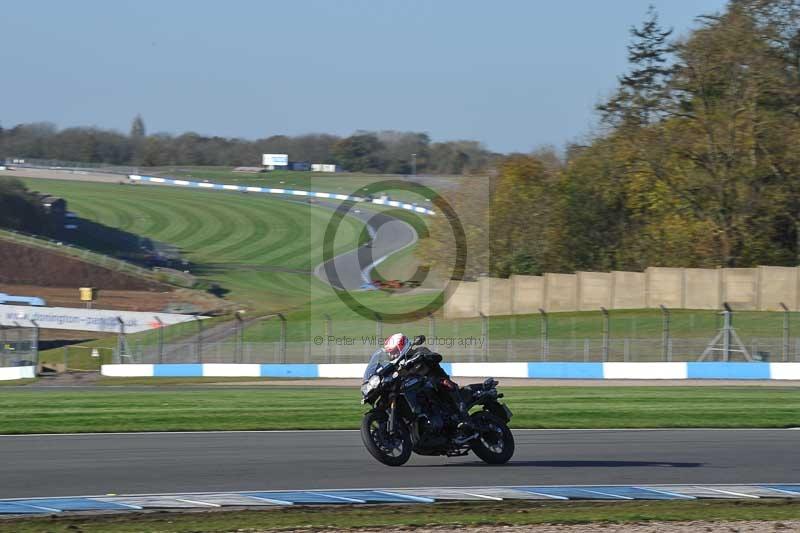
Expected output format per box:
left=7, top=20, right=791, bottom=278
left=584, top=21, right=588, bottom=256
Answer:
left=470, top=411, right=515, bottom=464
left=360, top=410, right=412, bottom=466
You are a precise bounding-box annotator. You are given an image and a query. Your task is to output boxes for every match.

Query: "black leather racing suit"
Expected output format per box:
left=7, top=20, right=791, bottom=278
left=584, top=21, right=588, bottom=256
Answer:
left=407, top=347, right=469, bottom=426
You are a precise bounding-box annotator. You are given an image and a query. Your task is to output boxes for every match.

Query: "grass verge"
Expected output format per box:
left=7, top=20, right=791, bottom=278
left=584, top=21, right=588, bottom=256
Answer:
left=0, top=386, right=797, bottom=434
left=0, top=379, right=35, bottom=387
left=0, top=500, right=798, bottom=533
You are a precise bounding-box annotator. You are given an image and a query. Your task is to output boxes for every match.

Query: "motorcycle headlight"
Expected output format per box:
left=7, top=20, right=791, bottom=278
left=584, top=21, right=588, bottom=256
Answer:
left=361, top=375, right=381, bottom=396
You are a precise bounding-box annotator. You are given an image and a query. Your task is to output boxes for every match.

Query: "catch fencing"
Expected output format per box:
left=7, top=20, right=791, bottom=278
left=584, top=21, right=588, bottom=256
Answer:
left=13, top=307, right=800, bottom=370
left=0, top=326, right=38, bottom=368
left=119, top=337, right=800, bottom=365
left=118, top=307, right=800, bottom=365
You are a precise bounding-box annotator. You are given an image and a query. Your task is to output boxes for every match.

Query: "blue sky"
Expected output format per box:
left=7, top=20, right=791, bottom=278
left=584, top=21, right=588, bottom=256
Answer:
left=1, top=0, right=727, bottom=153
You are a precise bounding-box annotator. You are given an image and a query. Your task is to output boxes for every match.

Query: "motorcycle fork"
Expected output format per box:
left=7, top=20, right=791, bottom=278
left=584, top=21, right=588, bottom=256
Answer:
left=387, top=397, right=397, bottom=434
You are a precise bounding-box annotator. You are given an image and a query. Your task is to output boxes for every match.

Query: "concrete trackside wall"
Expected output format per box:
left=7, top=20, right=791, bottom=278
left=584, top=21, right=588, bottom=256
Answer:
left=544, top=273, right=578, bottom=312
left=510, top=275, right=543, bottom=315
left=645, top=267, right=684, bottom=308
left=758, top=266, right=798, bottom=311
left=611, top=271, right=646, bottom=309
left=0, top=366, right=35, bottom=380
left=444, top=265, right=800, bottom=318
left=443, top=280, right=481, bottom=319
left=722, top=268, right=758, bottom=310
left=684, top=268, right=721, bottom=310
left=577, top=272, right=611, bottom=311
left=479, top=277, right=512, bottom=316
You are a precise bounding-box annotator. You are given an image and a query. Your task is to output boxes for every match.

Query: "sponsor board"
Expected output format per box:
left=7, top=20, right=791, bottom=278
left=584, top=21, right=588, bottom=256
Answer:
left=262, top=153, right=288, bottom=166
left=1, top=304, right=204, bottom=333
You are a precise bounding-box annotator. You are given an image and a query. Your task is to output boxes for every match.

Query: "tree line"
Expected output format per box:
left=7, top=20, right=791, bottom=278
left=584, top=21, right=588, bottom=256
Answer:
left=422, top=0, right=800, bottom=277
left=0, top=178, right=52, bottom=234
left=0, top=118, right=497, bottom=175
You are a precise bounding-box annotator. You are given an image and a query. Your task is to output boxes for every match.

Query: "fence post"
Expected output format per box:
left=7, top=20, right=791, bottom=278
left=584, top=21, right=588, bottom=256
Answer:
left=601, top=307, right=610, bottom=362
left=539, top=308, right=548, bottom=361
left=780, top=302, right=789, bottom=362
left=155, top=316, right=164, bottom=364
left=30, top=320, right=39, bottom=368
left=278, top=313, right=287, bottom=364
left=660, top=304, right=671, bottom=362
left=235, top=311, right=245, bottom=363
left=428, top=313, right=436, bottom=340
left=116, top=317, right=126, bottom=364
left=723, top=303, right=732, bottom=361
left=324, top=314, right=333, bottom=363
left=375, top=313, right=383, bottom=342
left=479, top=312, right=489, bottom=362
left=194, top=316, right=204, bottom=363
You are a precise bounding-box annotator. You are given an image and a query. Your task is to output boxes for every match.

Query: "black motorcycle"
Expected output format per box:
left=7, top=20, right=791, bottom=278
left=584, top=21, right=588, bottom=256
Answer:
left=360, top=335, right=514, bottom=466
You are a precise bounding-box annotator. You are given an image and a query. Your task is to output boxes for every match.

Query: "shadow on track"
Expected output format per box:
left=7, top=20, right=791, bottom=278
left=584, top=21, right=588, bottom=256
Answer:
left=415, top=460, right=703, bottom=468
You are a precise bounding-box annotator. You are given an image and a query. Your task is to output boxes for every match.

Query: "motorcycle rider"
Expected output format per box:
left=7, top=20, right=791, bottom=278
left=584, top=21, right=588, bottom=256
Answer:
left=383, top=333, right=476, bottom=442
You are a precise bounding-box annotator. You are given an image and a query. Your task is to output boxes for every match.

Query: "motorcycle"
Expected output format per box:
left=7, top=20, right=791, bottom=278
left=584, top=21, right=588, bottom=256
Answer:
left=360, top=335, right=515, bottom=466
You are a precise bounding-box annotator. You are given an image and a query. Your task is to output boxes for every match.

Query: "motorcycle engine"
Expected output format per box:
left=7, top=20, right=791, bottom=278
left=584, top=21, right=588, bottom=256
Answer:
left=414, top=392, right=448, bottom=450
left=418, top=412, right=444, bottom=434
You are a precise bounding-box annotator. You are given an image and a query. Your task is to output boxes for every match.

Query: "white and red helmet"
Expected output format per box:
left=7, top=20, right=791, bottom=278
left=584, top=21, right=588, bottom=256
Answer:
left=384, top=333, right=411, bottom=360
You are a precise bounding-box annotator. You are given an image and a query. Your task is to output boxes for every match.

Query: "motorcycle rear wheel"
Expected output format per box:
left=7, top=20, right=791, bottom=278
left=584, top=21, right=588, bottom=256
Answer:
left=361, top=410, right=412, bottom=467
left=470, top=412, right=515, bottom=464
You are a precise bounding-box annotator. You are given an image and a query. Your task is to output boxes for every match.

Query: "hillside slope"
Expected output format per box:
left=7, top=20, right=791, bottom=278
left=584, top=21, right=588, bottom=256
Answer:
left=0, top=239, right=168, bottom=291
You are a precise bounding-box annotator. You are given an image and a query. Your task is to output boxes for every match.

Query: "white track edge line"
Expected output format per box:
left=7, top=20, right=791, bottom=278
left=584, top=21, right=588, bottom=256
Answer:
left=695, top=487, right=761, bottom=498
left=631, top=486, right=696, bottom=499
left=581, top=489, right=634, bottom=500
left=174, top=498, right=220, bottom=507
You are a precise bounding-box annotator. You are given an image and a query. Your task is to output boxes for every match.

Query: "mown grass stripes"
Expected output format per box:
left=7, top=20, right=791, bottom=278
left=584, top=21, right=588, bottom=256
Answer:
left=19, top=178, right=364, bottom=313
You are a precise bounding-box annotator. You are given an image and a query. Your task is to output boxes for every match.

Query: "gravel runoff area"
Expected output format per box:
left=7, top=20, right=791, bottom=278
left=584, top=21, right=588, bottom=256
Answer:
left=293, top=524, right=800, bottom=532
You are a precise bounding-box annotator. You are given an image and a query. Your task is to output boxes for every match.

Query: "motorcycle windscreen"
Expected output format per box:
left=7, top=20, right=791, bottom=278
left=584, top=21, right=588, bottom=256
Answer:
left=363, top=348, right=391, bottom=380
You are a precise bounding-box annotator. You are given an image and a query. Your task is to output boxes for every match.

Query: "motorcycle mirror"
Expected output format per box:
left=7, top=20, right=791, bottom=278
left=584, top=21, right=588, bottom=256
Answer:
left=412, top=335, right=426, bottom=346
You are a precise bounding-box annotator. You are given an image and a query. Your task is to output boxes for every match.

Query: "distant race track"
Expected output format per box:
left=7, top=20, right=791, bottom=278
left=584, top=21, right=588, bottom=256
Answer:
left=1, top=167, right=418, bottom=291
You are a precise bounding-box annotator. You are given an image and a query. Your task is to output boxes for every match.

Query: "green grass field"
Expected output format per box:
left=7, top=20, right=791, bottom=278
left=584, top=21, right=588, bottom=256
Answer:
left=3, top=500, right=798, bottom=533
left=21, top=178, right=366, bottom=312
left=0, top=386, right=797, bottom=434
left=20, top=176, right=448, bottom=345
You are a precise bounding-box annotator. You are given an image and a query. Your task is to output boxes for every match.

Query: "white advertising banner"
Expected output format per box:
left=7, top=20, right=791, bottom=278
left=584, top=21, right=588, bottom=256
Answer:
left=262, top=153, right=288, bottom=166
left=0, top=305, right=204, bottom=333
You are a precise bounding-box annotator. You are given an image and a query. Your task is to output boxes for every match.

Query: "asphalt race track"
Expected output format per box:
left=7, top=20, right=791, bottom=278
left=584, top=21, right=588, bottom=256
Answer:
left=314, top=209, right=417, bottom=290
left=1, top=429, right=798, bottom=499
